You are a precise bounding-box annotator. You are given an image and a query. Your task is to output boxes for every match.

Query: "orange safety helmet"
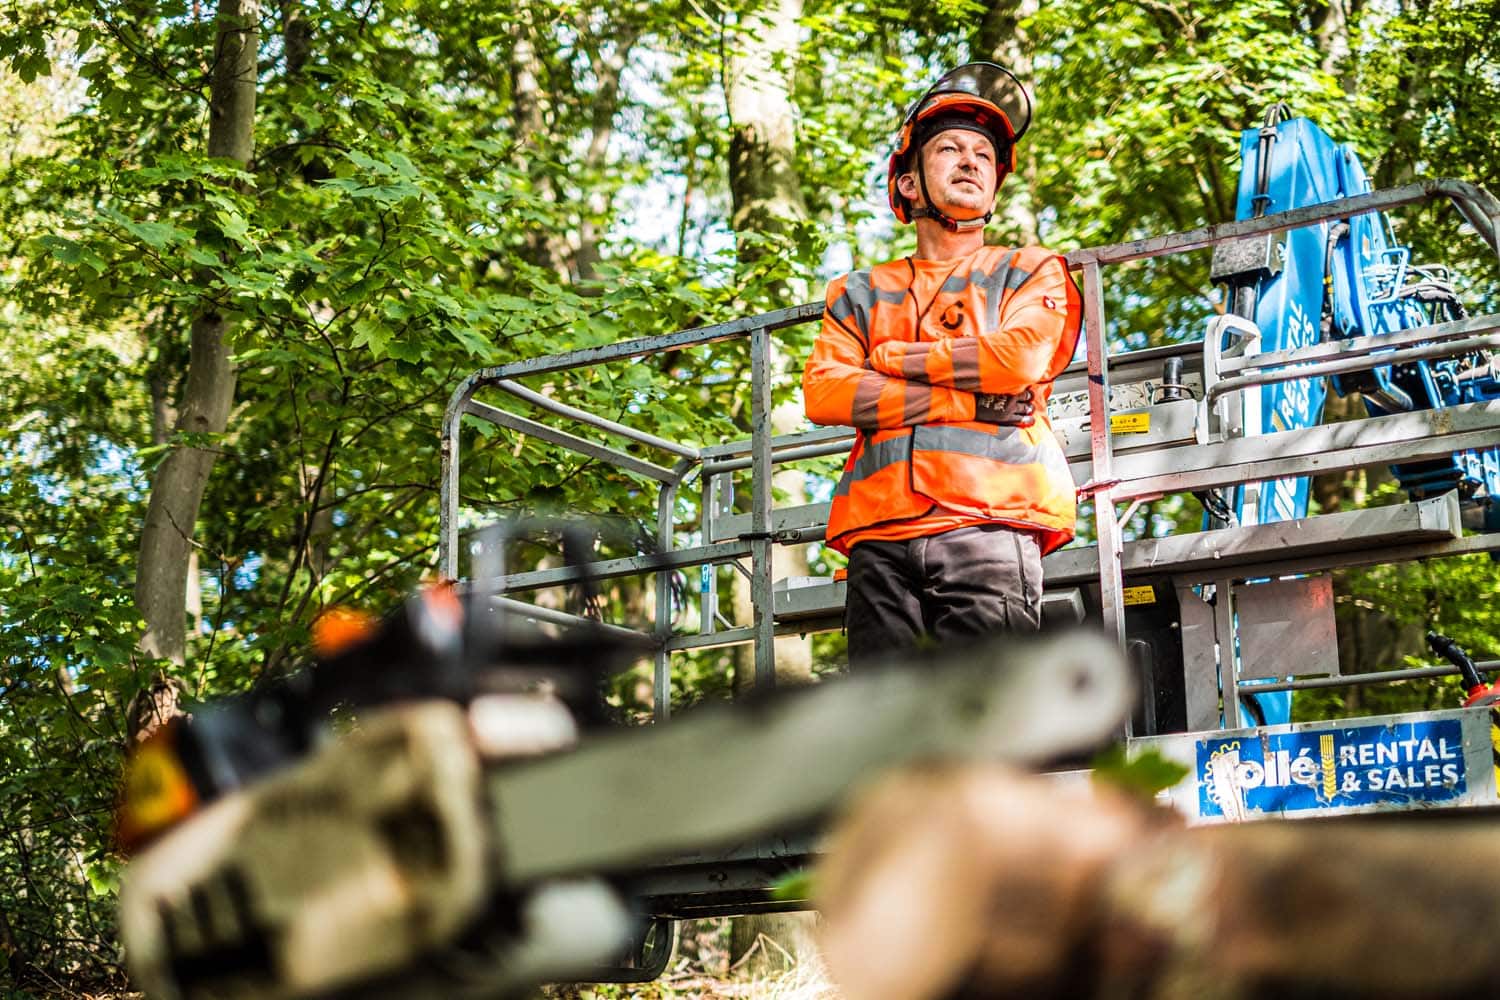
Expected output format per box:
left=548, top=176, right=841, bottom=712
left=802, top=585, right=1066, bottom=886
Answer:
left=887, top=62, right=1033, bottom=231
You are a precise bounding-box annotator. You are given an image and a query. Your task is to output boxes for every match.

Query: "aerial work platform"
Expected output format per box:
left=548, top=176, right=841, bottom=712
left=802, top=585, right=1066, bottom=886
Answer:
left=441, top=178, right=1500, bottom=732
left=431, top=180, right=1500, bottom=941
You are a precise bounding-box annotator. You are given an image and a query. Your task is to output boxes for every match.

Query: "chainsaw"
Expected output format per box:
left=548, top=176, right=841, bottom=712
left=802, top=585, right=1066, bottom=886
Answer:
left=117, top=526, right=1132, bottom=1000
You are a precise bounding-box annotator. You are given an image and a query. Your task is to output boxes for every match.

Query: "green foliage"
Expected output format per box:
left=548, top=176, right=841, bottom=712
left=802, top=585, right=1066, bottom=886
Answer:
left=0, top=318, right=152, bottom=989
left=2, top=0, right=1499, bottom=993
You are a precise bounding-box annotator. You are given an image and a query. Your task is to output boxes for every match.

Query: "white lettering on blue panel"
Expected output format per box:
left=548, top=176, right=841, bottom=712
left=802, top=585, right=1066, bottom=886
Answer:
left=1197, top=719, right=1466, bottom=817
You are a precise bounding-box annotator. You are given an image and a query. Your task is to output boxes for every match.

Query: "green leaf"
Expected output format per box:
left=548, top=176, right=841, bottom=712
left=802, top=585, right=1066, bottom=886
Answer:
left=771, top=868, right=814, bottom=901
left=119, top=219, right=188, bottom=249
left=35, top=235, right=83, bottom=265
left=1091, top=745, right=1189, bottom=801
left=351, top=316, right=391, bottom=359
left=345, top=148, right=386, bottom=174
left=447, top=324, right=495, bottom=358
left=386, top=151, right=419, bottom=178
left=215, top=209, right=254, bottom=249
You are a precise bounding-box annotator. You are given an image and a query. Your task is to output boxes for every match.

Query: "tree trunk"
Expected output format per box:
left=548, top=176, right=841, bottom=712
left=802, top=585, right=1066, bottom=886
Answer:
left=722, top=0, right=817, bottom=965
left=508, top=2, right=571, bottom=280
left=0, top=899, right=25, bottom=988
left=1372, top=12, right=1431, bottom=191
left=726, top=0, right=808, bottom=243
left=973, top=0, right=1042, bottom=245
left=124, top=673, right=190, bottom=745
left=502, top=5, right=644, bottom=285
left=818, top=765, right=1500, bottom=999
left=281, top=0, right=310, bottom=76
left=728, top=910, right=820, bottom=980
left=724, top=0, right=814, bottom=694
left=1310, top=0, right=1363, bottom=91
left=572, top=20, right=641, bottom=284
left=135, top=0, right=258, bottom=664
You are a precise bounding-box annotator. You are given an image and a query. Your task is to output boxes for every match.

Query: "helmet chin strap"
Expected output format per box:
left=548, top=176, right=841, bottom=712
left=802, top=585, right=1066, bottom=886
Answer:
left=911, top=155, right=992, bottom=232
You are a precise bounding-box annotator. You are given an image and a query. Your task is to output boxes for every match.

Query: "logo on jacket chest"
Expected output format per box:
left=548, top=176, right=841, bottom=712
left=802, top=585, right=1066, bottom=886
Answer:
left=938, top=300, right=966, bottom=331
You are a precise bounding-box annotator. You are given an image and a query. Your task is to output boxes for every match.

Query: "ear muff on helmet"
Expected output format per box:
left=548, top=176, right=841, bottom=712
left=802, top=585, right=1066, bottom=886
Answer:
left=886, top=62, right=1032, bottom=226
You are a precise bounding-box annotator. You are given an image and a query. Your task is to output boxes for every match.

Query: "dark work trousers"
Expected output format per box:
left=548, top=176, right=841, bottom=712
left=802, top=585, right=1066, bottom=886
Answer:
left=844, top=523, right=1043, bottom=665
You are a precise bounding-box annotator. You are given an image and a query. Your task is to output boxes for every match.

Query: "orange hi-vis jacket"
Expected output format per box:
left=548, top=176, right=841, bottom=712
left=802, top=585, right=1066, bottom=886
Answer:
left=803, top=244, right=1083, bottom=556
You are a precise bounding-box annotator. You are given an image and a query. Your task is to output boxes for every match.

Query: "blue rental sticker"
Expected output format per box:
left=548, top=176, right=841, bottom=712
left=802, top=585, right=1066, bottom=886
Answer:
left=1197, top=719, right=1467, bottom=818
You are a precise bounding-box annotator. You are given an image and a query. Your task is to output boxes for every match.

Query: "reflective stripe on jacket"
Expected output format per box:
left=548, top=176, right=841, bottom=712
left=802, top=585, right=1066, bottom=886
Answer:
left=802, top=244, right=1082, bottom=555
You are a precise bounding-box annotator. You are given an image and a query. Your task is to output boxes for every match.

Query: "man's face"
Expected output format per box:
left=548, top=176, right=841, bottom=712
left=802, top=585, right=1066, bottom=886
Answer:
left=902, top=128, right=998, bottom=219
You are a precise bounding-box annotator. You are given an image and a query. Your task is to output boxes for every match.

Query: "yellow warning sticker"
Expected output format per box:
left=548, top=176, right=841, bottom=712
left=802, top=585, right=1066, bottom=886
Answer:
left=1122, top=585, right=1157, bottom=606
left=1110, top=412, right=1150, bottom=434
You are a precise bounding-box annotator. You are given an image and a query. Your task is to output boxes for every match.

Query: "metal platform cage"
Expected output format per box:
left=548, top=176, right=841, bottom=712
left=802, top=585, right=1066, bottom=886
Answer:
left=439, top=178, right=1500, bottom=727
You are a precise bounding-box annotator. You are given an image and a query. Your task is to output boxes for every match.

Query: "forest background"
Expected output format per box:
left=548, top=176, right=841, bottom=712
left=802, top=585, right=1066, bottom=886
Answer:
left=2, top=0, right=1498, bottom=995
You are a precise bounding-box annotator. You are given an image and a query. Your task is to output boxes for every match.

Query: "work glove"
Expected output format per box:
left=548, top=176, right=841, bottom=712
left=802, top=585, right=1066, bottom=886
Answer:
left=974, top=388, right=1036, bottom=427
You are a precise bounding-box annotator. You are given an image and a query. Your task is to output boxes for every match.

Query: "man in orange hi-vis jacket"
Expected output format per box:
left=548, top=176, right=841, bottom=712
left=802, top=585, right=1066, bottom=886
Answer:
left=803, top=62, right=1082, bottom=663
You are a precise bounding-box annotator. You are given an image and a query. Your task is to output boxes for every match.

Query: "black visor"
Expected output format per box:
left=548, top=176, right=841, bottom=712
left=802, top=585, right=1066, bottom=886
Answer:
left=904, top=61, right=1032, bottom=142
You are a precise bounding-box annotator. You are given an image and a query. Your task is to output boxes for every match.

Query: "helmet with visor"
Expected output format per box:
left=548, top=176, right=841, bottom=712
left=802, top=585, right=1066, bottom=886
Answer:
left=887, top=62, right=1032, bottom=231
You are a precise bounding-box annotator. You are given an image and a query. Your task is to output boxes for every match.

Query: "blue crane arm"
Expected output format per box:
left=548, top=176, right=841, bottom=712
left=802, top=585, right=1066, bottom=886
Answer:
left=1218, top=113, right=1499, bottom=527
left=1207, top=113, right=1500, bottom=728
